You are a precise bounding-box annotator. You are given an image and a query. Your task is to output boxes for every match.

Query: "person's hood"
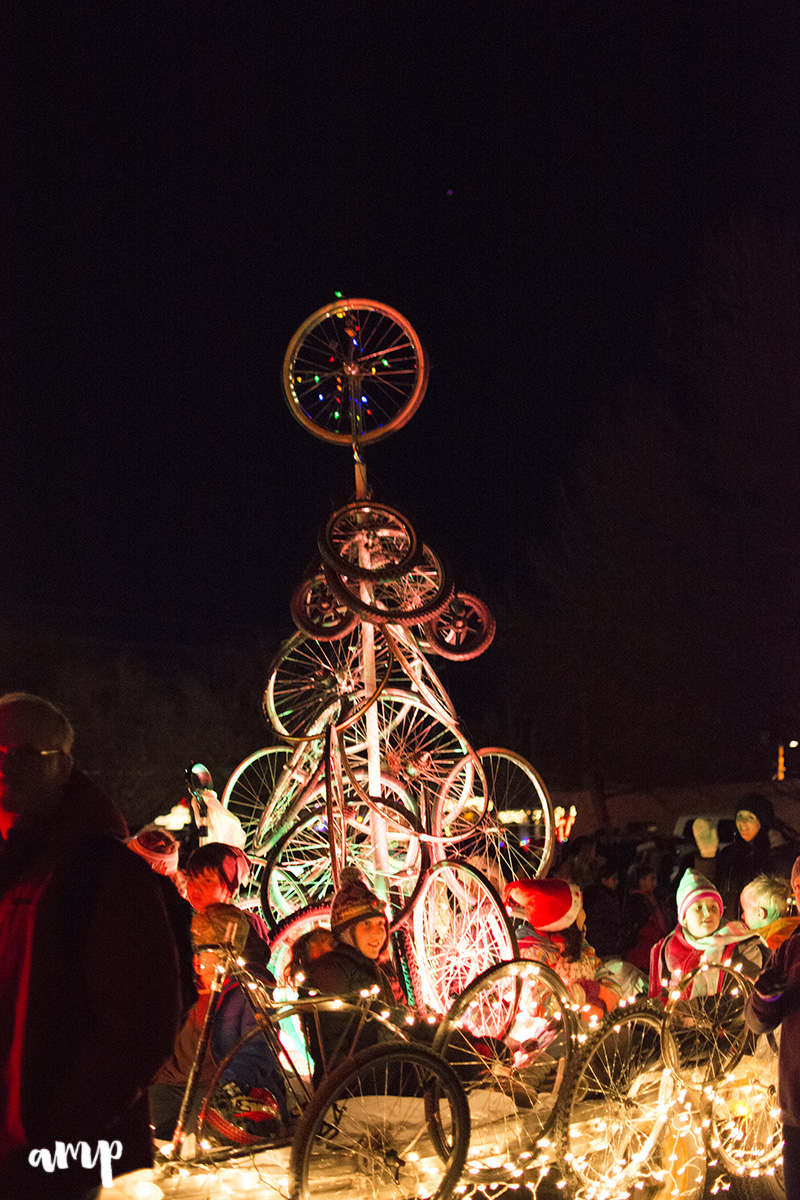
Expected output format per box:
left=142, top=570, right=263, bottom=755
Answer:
left=734, top=793, right=774, bottom=833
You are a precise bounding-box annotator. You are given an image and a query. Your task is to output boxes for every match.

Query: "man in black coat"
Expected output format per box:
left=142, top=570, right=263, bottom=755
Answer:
left=0, top=693, right=186, bottom=1199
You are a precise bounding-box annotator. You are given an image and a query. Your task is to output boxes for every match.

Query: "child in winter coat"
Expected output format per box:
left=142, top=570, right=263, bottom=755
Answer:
left=303, top=867, right=497, bottom=1087
left=149, top=904, right=287, bottom=1145
left=503, top=877, right=621, bottom=1020
left=648, top=869, right=759, bottom=998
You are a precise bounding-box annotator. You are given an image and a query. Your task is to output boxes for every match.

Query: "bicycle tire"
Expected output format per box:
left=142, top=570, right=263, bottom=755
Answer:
left=261, top=790, right=429, bottom=932
left=290, top=570, right=359, bottom=642
left=289, top=1042, right=470, bottom=1200
left=339, top=688, right=475, bottom=830
left=319, top=501, right=419, bottom=582
left=283, top=299, right=429, bottom=447
left=431, top=958, right=577, bottom=1180
left=421, top=591, right=496, bottom=661
left=556, top=1000, right=673, bottom=1195
left=705, top=1029, right=782, bottom=1177
left=661, top=962, right=754, bottom=1087
left=410, top=858, right=518, bottom=1015
left=324, top=544, right=454, bottom=628
left=222, top=744, right=321, bottom=842
left=263, top=627, right=392, bottom=743
left=268, top=904, right=332, bottom=986
left=433, top=747, right=556, bottom=883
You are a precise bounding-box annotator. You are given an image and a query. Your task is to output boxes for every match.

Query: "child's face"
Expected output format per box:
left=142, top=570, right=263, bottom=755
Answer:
left=185, top=867, right=233, bottom=911
left=740, top=893, right=770, bottom=930
left=684, top=898, right=721, bottom=939
left=194, top=949, right=221, bottom=989
left=353, top=916, right=388, bottom=960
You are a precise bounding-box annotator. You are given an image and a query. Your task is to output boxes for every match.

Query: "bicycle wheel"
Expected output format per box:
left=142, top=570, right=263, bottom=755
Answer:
left=421, top=592, right=496, bottom=661
left=341, top=688, right=474, bottom=829
left=661, top=962, right=754, bottom=1087
left=262, top=790, right=429, bottom=931
left=218, top=744, right=312, bottom=908
left=263, top=627, right=392, bottom=742
left=222, top=744, right=321, bottom=836
left=706, top=1030, right=782, bottom=1178
left=431, top=959, right=577, bottom=1181
left=410, top=859, right=518, bottom=1016
left=434, top=748, right=556, bottom=883
left=556, top=1000, right=673, bottom=1195
left=289, top=1043, right=469, bottom=1200
left=290, top=570, right=359, bottom=641
left=283, top=299, right=429, bottom=447
left=325, top=545, right=454, bottom=628
left=319, top=502, right=419, bottom=582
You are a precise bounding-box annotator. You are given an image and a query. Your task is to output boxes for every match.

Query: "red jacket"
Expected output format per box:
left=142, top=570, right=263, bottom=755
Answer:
left=0, top=771, right=185, bottom=1197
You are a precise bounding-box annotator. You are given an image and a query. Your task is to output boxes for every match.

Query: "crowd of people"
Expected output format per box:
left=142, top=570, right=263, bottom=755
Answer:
left=4, top=689, right=800, bottom=1197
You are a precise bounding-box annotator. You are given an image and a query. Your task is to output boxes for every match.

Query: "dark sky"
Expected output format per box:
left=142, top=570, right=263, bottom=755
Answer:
left=5, top=2, right=797, bottom=649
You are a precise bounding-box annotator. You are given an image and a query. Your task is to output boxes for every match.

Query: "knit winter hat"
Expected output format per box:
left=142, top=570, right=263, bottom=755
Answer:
left=734, top=793, right=774, bottom=831
left=676, top=869, right=723, bottom=927
left=128, top=825, right=179, bottom=875
left=503, top=878, right=583, bottom=932
left=329, top=866, right=387, bottom=937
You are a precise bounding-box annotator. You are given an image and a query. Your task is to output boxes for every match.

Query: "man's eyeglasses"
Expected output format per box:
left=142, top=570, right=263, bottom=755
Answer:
left=0, top=746, right=63, bottom=769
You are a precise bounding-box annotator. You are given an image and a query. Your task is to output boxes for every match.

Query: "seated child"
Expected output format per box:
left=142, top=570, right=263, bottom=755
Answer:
left=183, top=842, right=271, bottom=967
left=149, top=904, right=287, bottom=1145
left=301, top=869, right=414, bottom=1083
left=648, top=869, right=759, bottom=998
left=303, top=868, right=495, bottom=1087
left=740, top=872, right=796, bottom=955
left=503, top=877, right=622, bottom=1020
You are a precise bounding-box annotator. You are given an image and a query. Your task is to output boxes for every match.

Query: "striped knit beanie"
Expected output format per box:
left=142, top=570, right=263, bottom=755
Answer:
left=330, top=866, right=387, bottom=937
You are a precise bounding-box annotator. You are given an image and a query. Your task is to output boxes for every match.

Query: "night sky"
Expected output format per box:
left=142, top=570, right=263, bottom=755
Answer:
left=5, top=4, right=798, bottom=698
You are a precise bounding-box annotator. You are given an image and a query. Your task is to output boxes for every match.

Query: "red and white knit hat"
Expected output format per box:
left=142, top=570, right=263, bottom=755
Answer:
left=676, top=869, right=722, bottom=927
left=503, top=878, right=583, bottom=932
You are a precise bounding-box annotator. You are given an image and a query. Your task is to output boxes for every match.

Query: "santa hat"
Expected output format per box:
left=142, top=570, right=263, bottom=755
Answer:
left=676, top=869, right=722, bottom=927
left=503, top=878, right=582, bottom=932
left=329, top=866, right=387, bottom=937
